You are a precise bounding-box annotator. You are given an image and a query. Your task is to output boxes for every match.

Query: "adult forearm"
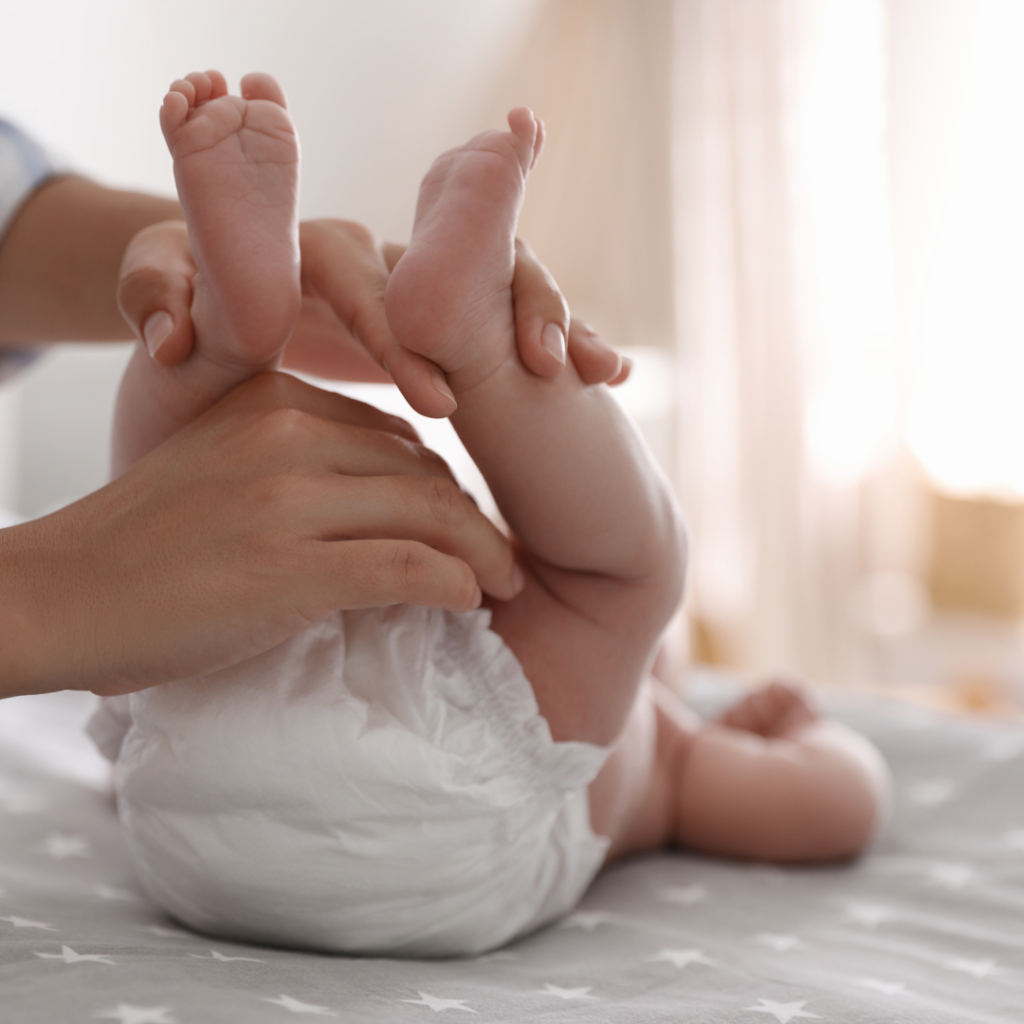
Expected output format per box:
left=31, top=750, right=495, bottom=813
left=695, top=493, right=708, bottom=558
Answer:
left=0, top=176, right=182, bottom=345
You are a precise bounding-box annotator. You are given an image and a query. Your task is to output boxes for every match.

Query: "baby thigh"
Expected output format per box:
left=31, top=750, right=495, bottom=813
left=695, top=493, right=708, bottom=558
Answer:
left=672, top=720, right=890, bottom=863
left=588, top=678, right=700, bottom=863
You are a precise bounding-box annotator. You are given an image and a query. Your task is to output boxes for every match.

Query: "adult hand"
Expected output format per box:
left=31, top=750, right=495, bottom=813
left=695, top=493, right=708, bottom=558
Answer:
left=117, top=220, right=631, bottom=415
left=297, top=222, right=632, bottom=413
left=0, top=373, right=521, bottom=699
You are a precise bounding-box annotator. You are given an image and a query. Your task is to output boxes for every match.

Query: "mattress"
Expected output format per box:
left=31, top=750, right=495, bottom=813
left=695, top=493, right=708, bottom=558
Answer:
left=2, top=675, right=1022, bottom=1023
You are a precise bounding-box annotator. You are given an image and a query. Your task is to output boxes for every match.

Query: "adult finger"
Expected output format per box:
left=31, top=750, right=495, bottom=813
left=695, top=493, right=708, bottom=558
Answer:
left=255, top=414, right=452, bottom=484
left=281, top=295, right=393, bottom=383
left=233, top=402, right=460, bottom=487
left=566, top=318, right=632, bottom=386
left=299, top=219, right=458, bottom=417
left=511, top=238, right=570, bottom=377
left=232, top=371, right=424, bottom=445
left=83, top=536, right=487, bottom=697
left=382, top=241, right=405, bottom=271
left=510, top=241, right=630, bottom=386
left=311, top=538, right=483, bottom=615
left=117, top=220, right=195, bottom=367
left=298, top=473, right=519, bottom=601
left=197, top=374, right=520, bottom=598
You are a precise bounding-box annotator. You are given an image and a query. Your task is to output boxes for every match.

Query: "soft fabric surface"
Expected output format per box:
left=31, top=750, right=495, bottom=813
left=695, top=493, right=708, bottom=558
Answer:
left=2, top=676, right=1023, bottom=1023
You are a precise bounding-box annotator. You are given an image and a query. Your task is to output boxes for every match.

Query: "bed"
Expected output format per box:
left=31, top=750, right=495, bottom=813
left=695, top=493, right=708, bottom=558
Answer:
left=2, top=674, right=1022, bottom=1023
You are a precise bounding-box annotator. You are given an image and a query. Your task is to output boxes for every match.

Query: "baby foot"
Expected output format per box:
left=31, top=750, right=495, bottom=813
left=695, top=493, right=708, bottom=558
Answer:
left=385, top=108, right=544, bottom=394
left=161, top=70, right=301, bottom=371
left=719, top=680, right=820, bottom=738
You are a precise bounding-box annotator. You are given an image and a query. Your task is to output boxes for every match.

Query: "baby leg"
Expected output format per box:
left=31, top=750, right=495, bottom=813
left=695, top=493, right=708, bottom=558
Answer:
left=113, top=70, right=301, bottom=474
left=594, top=680, right=891, bottom=865
left=385, top=113, right=685, bottom=747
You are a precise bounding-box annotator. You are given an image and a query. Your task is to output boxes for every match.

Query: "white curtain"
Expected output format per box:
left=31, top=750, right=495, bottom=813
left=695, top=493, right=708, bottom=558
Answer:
left=673, top=0, right=897, bottom=683
left=495, top=0, right=1003, bottom=686
left=492, top=0, right=891, bottom=683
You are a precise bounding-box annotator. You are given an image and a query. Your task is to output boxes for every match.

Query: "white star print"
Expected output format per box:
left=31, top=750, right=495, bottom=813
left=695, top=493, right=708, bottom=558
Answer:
left=92, top=1006, right=176, bottom=1024
left=536, top=984, right=596, bottom=1000
left=36, top=945, right=115, bottom=965
left=843, top=902, right=897, bottom=927
left=1005, top=827, right=1024, bottom=850
left=190, top=949, right=264, bottom=963
left=40, top=832, right=90, bottom=860
left=925, top=862, right=978, bottom=890
left=260, top=995, right=337, bottom=1015
left=745, top=998, right=821, bottom=1023
left=559, top=911, right=616, bottom=931
left=756, top=934, right=805, bottom=953
left=944, top=956, right=1002, bottom=978
left=650, top=948, right=716, bottom=968
left=906, top=779, right=958, bottom=807
left=660, top=884, right=708, bottom=905
left=94, top=884, right=139, bottom=902
left=401, top=993, right=477, bottom=1013
left=1, top=915, right=56, bottom=930
left=860, top=978, right=907, bottom=996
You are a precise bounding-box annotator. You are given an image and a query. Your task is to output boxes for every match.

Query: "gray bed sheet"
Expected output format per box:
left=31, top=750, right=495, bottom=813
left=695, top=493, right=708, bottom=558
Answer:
left=2, top=677, right=1023, bottom=1023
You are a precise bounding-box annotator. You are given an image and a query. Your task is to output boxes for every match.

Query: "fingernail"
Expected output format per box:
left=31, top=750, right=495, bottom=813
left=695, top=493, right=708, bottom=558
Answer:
left=431, top=369, right=457, bottom=410
left=143, top=310, right=173, bottom=357
left=541, top=323, right=566, bottom=364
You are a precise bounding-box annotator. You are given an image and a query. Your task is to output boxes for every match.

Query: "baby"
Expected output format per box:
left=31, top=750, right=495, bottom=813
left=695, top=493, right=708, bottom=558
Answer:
left=92, top=70, right=891, bottom=957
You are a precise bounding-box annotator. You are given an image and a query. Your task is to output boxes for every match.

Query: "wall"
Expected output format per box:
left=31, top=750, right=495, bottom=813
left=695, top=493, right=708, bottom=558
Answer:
left=0, top=0, right=542, bottom=515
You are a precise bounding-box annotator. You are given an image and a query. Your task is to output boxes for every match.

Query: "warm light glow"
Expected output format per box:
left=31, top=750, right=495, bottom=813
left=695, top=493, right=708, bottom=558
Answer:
left=806, top=375, right=898, bottom=486
left=907, top=0, right=1024, bottom=499
left=794, top=0, right=898, bottom=485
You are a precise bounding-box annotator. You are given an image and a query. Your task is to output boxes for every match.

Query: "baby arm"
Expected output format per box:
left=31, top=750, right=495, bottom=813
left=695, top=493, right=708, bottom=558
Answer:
left=673, top=682, right=892, bottom=863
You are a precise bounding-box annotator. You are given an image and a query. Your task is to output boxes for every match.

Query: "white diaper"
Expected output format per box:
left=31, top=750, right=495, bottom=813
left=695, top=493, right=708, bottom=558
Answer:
left=90, top=607, right=610, bottom=957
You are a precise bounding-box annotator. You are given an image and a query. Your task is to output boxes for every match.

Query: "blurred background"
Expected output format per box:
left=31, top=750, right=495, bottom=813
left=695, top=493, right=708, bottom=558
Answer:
left=3, top=0, right=1024, bottom=709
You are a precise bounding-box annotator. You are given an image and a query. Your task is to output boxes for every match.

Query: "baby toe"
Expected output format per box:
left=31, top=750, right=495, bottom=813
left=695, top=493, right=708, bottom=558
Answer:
left=241, top=72, right=288, bottom=109
left=506, top=106, right=540, bottom=171
left=167, top=77, right=197, bottom=107
left=205, top=69, right=229, bottom=98
left=160, top=90, right=192, bottom=134
left=185, top=71, right=214, bottom=103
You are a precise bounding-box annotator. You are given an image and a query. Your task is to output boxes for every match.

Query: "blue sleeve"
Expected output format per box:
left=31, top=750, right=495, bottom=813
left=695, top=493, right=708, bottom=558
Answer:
left=0, top=118, right=67, bottom=379
left=0, top=118, right=61, bottom=238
